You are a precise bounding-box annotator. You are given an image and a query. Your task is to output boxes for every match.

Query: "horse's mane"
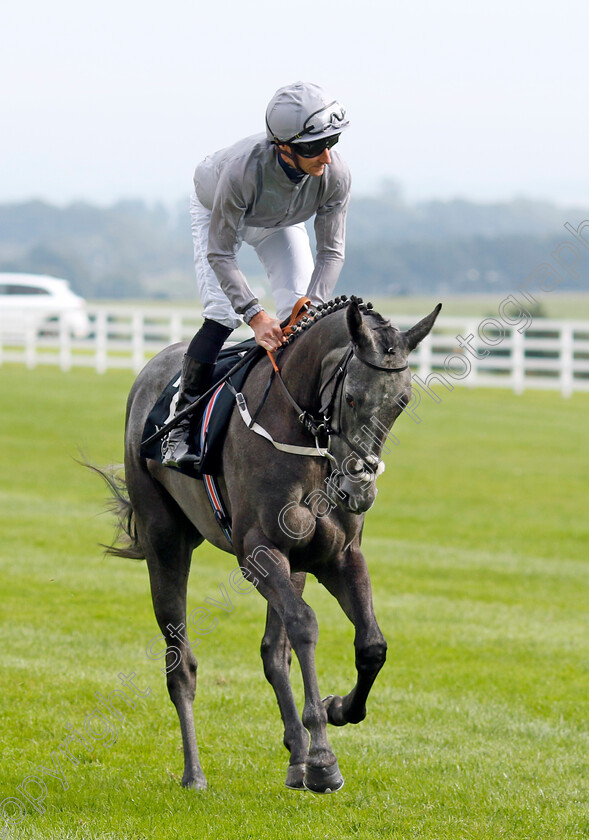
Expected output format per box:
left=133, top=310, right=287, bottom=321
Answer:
left=281, top=295, right=396, bottom=351
left=283, top=295, right=373, bottom=345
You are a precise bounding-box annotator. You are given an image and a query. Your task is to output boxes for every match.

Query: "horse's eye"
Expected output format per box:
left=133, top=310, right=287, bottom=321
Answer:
left=345, top=393, right=355, bottom=408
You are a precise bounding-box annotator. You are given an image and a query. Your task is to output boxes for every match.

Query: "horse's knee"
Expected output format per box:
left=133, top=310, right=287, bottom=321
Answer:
left=355, top=639, right=387, bottom=674
left=284, top=604, right=318, bottom=648
left=166, top=646, right=198, bottom=704
left=260, top=636, right=291, bottom=682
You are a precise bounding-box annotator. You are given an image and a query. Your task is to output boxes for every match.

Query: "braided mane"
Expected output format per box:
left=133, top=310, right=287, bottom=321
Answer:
left=281, top=294, right=379, bottom=347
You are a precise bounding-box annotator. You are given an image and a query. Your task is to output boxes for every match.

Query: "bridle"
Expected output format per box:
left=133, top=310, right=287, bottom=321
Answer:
left=271, top=341, right=410, bottom=478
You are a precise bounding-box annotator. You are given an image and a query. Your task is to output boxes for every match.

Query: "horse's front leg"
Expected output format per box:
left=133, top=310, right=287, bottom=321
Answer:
left=241, top=534, right=343, bottom=793
left=260, top=571, right=309, bottom=790
left=317, top=542, right=387, bottom=727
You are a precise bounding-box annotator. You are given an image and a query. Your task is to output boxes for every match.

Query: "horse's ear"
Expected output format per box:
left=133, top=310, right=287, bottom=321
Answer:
left=403, top=303, right=442, bottom=352
left=346, top=300, right=375, bottom=351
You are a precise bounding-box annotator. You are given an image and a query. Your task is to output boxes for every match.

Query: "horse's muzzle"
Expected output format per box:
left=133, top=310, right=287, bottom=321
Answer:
left=327, top=471, right=378, bottom=515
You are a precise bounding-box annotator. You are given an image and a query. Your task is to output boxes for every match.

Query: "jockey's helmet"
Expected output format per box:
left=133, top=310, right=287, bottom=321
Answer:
left=265, top=81, right=349, bottom=145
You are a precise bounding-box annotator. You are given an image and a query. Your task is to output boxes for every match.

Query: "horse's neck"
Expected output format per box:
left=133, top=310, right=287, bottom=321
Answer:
left=279, top=313, right=349, bottom=403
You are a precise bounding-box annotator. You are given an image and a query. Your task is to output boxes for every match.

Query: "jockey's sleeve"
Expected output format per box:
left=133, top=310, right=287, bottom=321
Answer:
left=307, top=186, right=351, bottom=306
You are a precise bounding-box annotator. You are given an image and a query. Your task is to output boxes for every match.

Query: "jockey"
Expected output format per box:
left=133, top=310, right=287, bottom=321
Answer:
left=163, top=80, right=351, bottom=468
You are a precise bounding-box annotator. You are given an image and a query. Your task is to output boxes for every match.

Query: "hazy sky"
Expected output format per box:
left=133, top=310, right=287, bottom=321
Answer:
left=2, top=0, right=588, bottom=206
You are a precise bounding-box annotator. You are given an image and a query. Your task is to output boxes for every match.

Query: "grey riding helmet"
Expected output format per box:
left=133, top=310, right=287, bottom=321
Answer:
left=265, top=81, right=350, bottom=144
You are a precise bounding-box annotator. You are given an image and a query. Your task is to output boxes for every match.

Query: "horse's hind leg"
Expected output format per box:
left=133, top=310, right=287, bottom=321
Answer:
left=260, top=571, right=309, bottom=790
left=131, top=473, right=207, bottom=789
left=146, top=544, right=207, bottom=789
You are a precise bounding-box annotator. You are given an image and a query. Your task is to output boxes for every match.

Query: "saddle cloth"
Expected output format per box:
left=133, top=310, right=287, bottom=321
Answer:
left=140, top=339, right=262, bottom=480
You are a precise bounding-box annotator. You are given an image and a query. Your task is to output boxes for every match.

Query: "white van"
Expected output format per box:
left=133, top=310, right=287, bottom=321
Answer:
left=0, top=273, right=91, bottom=338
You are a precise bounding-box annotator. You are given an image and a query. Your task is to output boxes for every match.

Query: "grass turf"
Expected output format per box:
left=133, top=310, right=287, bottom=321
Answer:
left=0, top=364, right=587, bottom=839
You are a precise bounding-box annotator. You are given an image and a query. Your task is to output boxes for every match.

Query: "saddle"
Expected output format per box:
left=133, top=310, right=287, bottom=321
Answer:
left=140, top=338, right=262, bottom=480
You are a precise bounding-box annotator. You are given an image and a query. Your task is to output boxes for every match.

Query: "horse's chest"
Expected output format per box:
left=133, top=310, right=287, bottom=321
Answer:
left=289, top=515, right=354, bottom=572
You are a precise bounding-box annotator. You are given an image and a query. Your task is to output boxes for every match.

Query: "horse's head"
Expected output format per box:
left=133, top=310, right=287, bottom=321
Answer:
left=321, top=300, right=442, bottom=514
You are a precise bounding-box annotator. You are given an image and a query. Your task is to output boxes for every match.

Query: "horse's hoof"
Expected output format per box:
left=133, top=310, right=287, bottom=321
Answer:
left=323, top=694, right=366, bottom=725
left=304, top=761, right=344, bottom=794
left=322, top=694, right=346, bottom=726
left=285, top=763, right=306, bottom=790
left=182, top=773, right=207, bottom=791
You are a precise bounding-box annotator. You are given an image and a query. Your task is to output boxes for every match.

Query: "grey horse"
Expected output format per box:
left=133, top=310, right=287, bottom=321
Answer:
left=101, top=297, right=441, bottom=793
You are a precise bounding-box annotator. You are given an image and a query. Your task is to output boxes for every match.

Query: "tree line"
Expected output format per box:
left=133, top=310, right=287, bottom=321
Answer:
left=0, top=185, right=586, bottom=300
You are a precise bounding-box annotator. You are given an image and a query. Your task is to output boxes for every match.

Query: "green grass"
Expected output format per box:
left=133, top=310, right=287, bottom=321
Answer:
left=0, top=365, right=588, bottom=839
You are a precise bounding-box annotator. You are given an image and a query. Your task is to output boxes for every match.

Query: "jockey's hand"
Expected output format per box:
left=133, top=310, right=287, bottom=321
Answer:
left=249, top=310, right=285, bottom=352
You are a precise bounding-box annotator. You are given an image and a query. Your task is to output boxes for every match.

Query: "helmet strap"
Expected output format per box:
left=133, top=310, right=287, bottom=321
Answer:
left=275, top=143, right=304, bottom=174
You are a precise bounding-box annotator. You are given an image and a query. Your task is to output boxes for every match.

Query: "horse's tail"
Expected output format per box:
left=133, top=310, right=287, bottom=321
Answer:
left=84, top=461, right=146, bottom=560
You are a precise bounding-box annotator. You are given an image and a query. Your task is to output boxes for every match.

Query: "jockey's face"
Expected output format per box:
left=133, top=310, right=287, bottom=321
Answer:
left=277, top=144, right=332, bottom=177
left=295, top=146, right=332, bottom=176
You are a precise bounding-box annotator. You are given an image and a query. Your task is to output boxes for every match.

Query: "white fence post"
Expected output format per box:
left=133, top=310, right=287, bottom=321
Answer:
left=466, top=321, right=478, bottom=388
left=560, top=323, right=574, bottom=399
left=170, top=312, right=182, bottom=345
left=512, top=328, right=525, bottom=395
left=417, top=334, right=432, bottom=379
left=25, top=313, right=37, bottom=370
left=132, top=311, right=145, bottom=373
left=59, top=313, right=71, bottom=371
left=95, top=310, right=108, bottom=374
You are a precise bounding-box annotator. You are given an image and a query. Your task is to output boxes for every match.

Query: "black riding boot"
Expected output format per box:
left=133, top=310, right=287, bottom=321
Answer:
left=162, top=354, right=214, bottom=468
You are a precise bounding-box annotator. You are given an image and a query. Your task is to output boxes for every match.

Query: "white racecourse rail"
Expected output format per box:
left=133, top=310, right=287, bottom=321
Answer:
left=0, top=304, right=588, bottom=398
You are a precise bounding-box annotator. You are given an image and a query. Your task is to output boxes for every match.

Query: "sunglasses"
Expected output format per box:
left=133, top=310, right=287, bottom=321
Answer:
left=291, top=133, right=340, bottom=158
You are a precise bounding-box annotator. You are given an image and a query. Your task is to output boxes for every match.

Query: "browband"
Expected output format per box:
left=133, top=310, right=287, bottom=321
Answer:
left=352, top=349, right=409, bottom=373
